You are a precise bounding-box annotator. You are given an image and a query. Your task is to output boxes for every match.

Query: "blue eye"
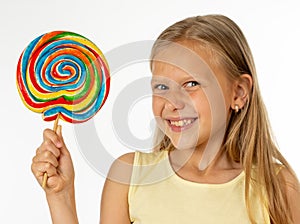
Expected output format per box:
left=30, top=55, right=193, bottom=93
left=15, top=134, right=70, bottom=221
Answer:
left=154, top=84, right=169, bottom=90
left=184, top=81, right=200, bottom=88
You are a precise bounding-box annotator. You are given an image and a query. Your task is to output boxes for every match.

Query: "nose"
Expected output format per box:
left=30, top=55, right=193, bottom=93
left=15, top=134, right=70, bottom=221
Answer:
left=164, top=90, right=186, bottom=111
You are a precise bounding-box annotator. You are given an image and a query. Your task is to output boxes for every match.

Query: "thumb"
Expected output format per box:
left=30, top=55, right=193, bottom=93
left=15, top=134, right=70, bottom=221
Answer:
left=56, top=125, right=70, bottom=155
left=56, top=125, right=63, bottom=140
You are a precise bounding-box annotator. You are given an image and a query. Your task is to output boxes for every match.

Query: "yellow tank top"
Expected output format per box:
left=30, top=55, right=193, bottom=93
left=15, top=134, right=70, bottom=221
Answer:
left=128, top=150, right=270, bottom=224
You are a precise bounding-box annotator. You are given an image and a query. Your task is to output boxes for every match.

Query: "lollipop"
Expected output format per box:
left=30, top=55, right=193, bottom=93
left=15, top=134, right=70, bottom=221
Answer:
left=16, top=31, right=110, bottom=187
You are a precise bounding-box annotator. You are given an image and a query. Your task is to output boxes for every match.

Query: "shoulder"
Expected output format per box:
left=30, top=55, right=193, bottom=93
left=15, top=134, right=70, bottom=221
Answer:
left=107, top=152, right=136, bottom=185
left=279, top=167, right=300, bottom=222
left=117, top=152, right=135, bottom=164
left=118, top=150, right=167, bottom=166
left=107, top=150, right=167, bottom=182
left=104, top=150, right=169, bottom=187
left=277, top=167, right=300, bottom=193
left=279, top=167, right=299, bottom=193
left=100, top=152, right=136, bottom=223
left=133, top=150, right=168, bottom=165
left=279, top=166, right=296, bottom=179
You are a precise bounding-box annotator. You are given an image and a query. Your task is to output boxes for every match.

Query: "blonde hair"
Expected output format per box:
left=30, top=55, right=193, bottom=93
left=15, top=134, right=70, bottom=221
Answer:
left=151, top=14, right=297, bottom=224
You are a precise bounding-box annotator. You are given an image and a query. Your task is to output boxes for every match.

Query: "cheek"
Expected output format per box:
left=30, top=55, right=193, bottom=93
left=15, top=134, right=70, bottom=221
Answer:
left=190, top=92, right=211, bottom=118
left=152, top=95, right=164, bottom=117
left=152, top=96, right=167, bottom=133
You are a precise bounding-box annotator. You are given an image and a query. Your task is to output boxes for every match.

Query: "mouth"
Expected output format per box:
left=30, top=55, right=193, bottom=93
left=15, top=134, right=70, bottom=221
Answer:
left=166, top=118, right=198, bottom=132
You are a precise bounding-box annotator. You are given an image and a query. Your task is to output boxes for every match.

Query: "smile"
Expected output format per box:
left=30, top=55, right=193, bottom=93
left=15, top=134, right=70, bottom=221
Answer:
left=167, top=118, right=197, bottom=132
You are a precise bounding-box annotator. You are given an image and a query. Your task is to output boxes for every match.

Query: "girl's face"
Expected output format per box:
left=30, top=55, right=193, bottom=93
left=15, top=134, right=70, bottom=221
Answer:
left=151, top=42, right=234, bottom=151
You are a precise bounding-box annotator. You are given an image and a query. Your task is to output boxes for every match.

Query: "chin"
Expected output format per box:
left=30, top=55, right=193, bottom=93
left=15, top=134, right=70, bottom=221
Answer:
left=168, top=133, right=200, bottom=151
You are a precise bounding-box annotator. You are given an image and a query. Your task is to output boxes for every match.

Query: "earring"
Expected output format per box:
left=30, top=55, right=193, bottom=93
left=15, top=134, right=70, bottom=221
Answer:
left=234, top=105, right=239, bottom=113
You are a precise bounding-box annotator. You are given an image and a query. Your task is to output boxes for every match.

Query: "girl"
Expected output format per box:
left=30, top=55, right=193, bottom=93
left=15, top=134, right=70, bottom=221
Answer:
left=31, top=15, right=300, bottom=223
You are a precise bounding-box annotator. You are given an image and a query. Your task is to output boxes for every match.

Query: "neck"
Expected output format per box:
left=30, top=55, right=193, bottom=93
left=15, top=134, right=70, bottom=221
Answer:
left=169, top=142, right=240, bottom=175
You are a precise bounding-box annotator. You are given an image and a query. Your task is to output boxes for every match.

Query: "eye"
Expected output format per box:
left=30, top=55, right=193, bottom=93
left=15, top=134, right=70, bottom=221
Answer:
left=184, top=81, right=200, bottom=88
left=153, top=84, right=169, bottom=91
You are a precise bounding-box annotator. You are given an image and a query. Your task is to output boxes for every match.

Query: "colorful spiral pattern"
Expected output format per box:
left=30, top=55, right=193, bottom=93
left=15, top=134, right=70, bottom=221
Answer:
left=16, top=31, right=110, bottom=123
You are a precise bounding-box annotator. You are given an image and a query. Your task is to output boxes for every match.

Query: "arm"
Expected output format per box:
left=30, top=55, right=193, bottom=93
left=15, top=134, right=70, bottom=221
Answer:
left=100, top=153, right=135, bottom=224
left=46, top=188, right=78, bottom=224
left=31, top=126, right=79, bottom=223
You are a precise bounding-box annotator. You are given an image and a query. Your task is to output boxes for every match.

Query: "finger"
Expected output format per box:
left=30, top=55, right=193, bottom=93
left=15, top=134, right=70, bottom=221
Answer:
left=43, top=128, right=62, bottom=148
left=56, top=125, right=70, bottom=156
left=31, top=161, right=58, bottom=181
left=32, top=151, right=59, bottom=168
left=36, top=140, right=61, bottom=158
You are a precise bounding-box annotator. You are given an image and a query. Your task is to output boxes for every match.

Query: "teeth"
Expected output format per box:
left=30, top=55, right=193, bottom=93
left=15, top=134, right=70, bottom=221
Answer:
left=170, top=119, right=194, bottom=127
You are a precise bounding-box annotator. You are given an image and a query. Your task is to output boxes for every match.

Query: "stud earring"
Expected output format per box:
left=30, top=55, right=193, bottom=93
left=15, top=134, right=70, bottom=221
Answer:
left=234, top=105, right=239, bottom=113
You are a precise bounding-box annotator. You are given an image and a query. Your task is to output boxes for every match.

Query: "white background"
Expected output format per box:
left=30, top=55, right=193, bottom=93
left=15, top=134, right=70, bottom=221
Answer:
left=1, top=0, right=300, bottom=223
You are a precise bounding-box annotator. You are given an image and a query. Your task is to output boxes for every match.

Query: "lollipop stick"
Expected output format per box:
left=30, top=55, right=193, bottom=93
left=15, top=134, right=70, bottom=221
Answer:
left=53, top=114, right=60, bottom=132
left=42, top=115, right=60, bottom=188
left=42, top=173, right=48, bottom=189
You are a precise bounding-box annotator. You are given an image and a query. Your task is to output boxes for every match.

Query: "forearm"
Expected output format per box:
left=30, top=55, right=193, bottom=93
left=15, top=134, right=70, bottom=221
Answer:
left=46, top=187, right=79, bottom=224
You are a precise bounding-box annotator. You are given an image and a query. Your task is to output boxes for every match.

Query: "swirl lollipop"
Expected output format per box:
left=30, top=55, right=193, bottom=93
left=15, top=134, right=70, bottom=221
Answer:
left=16, top=31, right=110, bottom=187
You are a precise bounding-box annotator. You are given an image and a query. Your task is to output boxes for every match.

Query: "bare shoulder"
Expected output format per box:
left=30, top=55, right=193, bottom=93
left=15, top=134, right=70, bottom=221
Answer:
left=100, top=152, right=136, bottom=223
left=117, top=152, right=135, bottom=165
left=279, top=167, right=300, bottom=190
left=108, top=152, right=136, bottom=185
left=279, top=167, right=300, bottom=222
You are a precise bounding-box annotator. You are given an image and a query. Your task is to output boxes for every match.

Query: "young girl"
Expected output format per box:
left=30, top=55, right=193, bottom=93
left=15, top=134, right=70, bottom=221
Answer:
left=31, top=14, right=300, bottom=223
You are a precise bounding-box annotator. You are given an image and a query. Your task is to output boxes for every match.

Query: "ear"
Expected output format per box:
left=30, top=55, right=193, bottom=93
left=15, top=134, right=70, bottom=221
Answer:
left=231, top=74, right=252, bottom=111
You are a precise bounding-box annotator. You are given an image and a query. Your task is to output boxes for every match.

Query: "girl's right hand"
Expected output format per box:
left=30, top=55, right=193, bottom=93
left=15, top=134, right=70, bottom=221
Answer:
left=31, top=126, right=75, bottom=195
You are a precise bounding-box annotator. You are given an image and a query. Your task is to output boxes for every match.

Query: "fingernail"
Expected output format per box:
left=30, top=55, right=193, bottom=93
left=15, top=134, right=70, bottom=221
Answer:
left=56, top=126, right=63, bottom=147
left=56, top=141, right=62, bottom=148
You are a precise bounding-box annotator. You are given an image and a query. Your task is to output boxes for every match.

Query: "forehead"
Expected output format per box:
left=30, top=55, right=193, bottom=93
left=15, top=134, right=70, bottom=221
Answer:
left=151, top=42, right=233, bottom=94
left=151, top=43, right=217, bottom=82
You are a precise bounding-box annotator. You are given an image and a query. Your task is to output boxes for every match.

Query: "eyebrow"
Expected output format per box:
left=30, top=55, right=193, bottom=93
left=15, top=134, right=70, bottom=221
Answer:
left=151, top=74, right=201, bottom=83
left=151, top=78, right=163, bottom=86
left=150, top=76, right=173, bottom=84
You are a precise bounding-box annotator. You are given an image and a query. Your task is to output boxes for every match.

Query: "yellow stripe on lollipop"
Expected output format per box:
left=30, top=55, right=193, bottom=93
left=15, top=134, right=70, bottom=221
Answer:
left=26, top=47, right=102, bottom=112
left=72, top=35, right=109, bottom=69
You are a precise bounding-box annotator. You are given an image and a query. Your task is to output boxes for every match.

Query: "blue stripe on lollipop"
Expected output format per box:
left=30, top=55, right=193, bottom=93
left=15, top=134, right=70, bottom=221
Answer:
left=43, top=69, right=106, bottom=121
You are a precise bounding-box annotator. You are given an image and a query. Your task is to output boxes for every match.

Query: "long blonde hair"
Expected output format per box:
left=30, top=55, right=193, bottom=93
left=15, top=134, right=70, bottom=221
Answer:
left=151, top=14, right=297, bottom=224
